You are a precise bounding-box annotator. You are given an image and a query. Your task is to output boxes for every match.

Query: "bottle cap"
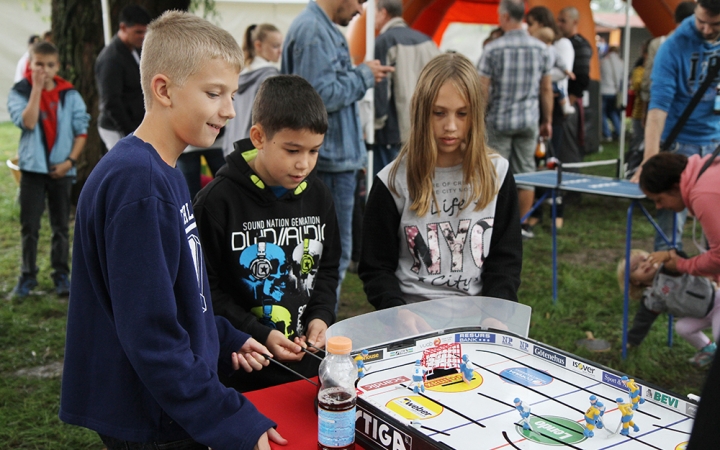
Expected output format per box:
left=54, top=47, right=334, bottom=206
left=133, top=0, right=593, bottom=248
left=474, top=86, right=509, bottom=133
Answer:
left=326, top=336, right=352, bottom=354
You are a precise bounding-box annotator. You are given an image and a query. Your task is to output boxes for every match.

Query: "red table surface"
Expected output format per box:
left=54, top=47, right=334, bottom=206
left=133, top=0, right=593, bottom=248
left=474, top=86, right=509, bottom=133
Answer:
left=244, top=377, right=368, bottom=450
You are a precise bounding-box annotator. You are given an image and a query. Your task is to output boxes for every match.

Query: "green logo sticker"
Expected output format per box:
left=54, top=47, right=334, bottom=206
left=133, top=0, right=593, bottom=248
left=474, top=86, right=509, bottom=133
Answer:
left=516, top=416, right=587, bottom=446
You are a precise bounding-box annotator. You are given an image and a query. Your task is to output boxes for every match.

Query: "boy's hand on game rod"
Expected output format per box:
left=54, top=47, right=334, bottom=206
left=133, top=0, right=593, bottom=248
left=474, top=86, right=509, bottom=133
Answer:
left=397, top=308, right=434, bottom=335
left=232, top=338, right=272, bottom=372
left=254, top=427, right=288, bottom=449
left=303, top=319, right=328, bottom=352
left=266, top=330, right=304, bottom=362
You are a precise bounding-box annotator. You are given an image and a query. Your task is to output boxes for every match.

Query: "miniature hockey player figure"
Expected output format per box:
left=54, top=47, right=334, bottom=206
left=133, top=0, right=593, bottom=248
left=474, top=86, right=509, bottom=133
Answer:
left=616, top=398, right=640, bottom=436
left=584, top=395, right=605, bottom=437
left=460, top=354, right=474, bottom=383
left=514, top=398, right=531, bottom=430
left=411, top=360, right=426, bottom=393
left=589, top=395, right=605, bottom=429
left=355, top=349, right=369, bottom=379
left=621, top=376, right=645, bottom=410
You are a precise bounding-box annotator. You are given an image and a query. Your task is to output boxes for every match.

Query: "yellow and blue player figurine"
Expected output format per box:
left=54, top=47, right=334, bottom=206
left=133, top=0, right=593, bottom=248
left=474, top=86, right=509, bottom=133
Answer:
left=621, top=376, right=645, bottom=410
left=616, top=398, right=640, bottom=436
left=355, top=349, right=369, bottom=379
left=460, top=354, right=474, bottom=383
left=513, top=398, right=531, bottom=430
left=583, top=395, right=605, bottom=437
left=589, top=395, right=605, bottom=428
left=411, top=360, right=426, bottom=393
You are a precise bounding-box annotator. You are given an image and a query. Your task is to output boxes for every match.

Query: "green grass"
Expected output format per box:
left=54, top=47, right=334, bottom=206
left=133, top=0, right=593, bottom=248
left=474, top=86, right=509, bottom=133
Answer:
left=0, top=123, right=708, bottom=448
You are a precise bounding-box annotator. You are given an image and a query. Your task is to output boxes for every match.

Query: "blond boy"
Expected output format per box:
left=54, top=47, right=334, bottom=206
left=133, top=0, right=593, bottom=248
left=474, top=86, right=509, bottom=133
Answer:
left=59, top=12, right=285, bottom=450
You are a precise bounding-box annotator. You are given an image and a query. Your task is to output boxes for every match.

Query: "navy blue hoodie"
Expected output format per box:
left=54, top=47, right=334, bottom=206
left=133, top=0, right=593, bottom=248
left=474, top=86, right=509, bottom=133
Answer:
left=60, top=135, right=274, bottom=449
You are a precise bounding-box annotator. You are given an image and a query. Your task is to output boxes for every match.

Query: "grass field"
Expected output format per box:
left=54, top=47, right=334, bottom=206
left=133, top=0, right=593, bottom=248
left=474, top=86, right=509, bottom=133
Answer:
left=0, top=121, right=711, bottom=448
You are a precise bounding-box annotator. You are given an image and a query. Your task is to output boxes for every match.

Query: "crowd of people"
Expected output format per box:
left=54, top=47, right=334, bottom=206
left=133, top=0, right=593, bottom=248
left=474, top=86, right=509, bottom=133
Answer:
left=7, top=0, right=720, bottom=448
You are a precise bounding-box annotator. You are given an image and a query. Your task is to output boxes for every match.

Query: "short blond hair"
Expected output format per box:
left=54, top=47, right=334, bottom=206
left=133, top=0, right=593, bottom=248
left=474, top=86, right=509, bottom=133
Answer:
left=532, top=27, right=555, bottom=45
left=616, top=249, right=649, bottom=301
left=140, top=11, right=243, bottom=109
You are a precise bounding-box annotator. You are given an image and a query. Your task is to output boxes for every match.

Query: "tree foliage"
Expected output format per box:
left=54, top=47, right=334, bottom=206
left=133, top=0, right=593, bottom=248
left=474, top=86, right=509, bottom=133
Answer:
left=50, top=0, right=191, bottom=197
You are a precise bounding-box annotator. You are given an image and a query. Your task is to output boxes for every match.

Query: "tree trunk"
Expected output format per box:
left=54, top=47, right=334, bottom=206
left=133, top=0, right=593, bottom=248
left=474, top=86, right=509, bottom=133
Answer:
left=50, top=0, right=191, bottom=202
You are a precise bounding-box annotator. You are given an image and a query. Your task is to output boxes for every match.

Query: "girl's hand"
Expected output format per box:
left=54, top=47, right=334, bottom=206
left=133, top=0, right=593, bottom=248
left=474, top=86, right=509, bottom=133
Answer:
left=397, top=308, right=433, bottom=335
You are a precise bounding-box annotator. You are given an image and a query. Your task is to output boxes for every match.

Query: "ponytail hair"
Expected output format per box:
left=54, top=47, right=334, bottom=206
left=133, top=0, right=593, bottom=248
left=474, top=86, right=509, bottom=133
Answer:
left=243, top=23, right=280, bottom=65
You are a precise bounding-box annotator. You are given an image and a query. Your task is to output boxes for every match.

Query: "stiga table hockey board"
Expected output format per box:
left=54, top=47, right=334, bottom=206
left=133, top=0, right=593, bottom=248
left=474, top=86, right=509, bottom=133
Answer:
left=327, top=297, right=696, bottom=450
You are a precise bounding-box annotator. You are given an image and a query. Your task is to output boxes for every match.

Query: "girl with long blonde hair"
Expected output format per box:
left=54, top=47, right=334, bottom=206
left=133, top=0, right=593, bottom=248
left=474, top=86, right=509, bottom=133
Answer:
left=359, top=53, right=522, bottom=324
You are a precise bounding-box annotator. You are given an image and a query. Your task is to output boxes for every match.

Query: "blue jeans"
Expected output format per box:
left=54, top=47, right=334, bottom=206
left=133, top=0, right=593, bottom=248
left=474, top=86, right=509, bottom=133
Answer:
left=317, top=170, right=356, bottom=306
left=373, top=143, right=401, bottom=177
left=602, top=94, right=621, bottom=139
left=653, top=140, right=719, bottom=251
left=176, top=149, right=226, bottom=200
left=19, top=171, right=73, bottom=279
left=99, top=434, right=208, bottom=450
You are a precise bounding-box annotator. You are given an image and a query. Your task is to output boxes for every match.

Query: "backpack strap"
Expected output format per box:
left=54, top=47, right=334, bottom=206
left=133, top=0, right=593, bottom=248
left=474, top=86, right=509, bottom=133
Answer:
left=697, top=144, right=720, bottom=180
left=661, top=57, right=720, bottom=152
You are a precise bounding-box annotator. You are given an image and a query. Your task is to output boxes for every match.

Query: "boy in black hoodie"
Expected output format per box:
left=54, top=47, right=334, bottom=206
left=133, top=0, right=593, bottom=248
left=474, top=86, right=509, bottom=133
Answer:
left=194, top=75, right=340, bottom=391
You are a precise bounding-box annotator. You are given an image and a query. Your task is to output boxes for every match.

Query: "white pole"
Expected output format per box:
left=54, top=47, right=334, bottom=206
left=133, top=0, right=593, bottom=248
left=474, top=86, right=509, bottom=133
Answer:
left=618, top=0, right=632, bottom=177
left=101, top=0, right=112, bottom=46
left=365, top=0, right=376, bottom=192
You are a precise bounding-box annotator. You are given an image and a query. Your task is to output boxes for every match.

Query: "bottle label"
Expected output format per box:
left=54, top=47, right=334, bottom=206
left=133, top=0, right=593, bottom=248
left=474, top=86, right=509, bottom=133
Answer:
left=318, top=406, right=356, bottom=447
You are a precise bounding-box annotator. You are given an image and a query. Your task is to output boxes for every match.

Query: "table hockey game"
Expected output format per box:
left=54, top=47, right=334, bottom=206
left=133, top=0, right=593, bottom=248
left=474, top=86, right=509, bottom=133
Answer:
left=327, top=297, right=696, bottom=450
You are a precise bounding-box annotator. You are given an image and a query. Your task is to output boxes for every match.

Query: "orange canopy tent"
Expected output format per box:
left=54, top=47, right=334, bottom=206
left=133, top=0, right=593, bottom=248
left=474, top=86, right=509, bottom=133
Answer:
left=348, top=0, right=690, bottom=83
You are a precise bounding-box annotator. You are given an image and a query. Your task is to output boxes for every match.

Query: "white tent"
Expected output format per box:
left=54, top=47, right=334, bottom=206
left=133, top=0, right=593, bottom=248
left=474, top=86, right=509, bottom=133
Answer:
left=0, top=0, right=52, bottom=122
left=0, top=0, right=310, bottom=123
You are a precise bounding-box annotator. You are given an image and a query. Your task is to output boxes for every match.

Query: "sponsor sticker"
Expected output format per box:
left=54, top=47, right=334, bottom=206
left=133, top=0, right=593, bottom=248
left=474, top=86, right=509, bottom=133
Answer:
left=388, top=347, right=415, bottom=357
left=425, top=371, right=483, bottom=392
left=356, top=405, right=412, bottom=450
left=361, top=376, right=410, bottom=392
left=533, top=345, right=567, bottom=366
left=602, top=372, right=625, bottom=390
left=517, top=416, right=586, bottom=445
left=570, top=360, right=597, bottom=377
left=386, top=395, right=443, bottom=420
left=653, top=391, right=679, bottom=409
left=500, top=367, right=553, bottom=387
left=362, top=349, right=384, bottom=362
left=455, top=332, right=495, bottom=343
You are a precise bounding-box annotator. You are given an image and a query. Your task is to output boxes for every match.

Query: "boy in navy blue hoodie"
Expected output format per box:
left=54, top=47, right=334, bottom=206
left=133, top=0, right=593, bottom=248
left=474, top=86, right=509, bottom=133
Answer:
left=194, top=75, right=340, bottom=392
left=59, top=12, right=286, bottom=450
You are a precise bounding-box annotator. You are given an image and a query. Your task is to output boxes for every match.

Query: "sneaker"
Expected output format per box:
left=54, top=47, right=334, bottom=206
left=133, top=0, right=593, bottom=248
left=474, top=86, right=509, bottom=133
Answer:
left=521, top=224, right=535, bottom=240
left=562, top=103, right=576, bottom=116
left=689, top=342, right=716, bottom=368
left=12, top=276, right=38, bottom=298
left=54, top=274, right=70, bottom=297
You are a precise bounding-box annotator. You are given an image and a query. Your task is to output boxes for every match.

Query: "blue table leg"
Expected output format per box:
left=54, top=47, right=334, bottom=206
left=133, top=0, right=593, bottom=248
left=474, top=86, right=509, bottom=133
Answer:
left=623, top=201, right=637, bottom=360
left=552, top=188, right=558, bottom=304
left=637, top=203, right=678, bottom=348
